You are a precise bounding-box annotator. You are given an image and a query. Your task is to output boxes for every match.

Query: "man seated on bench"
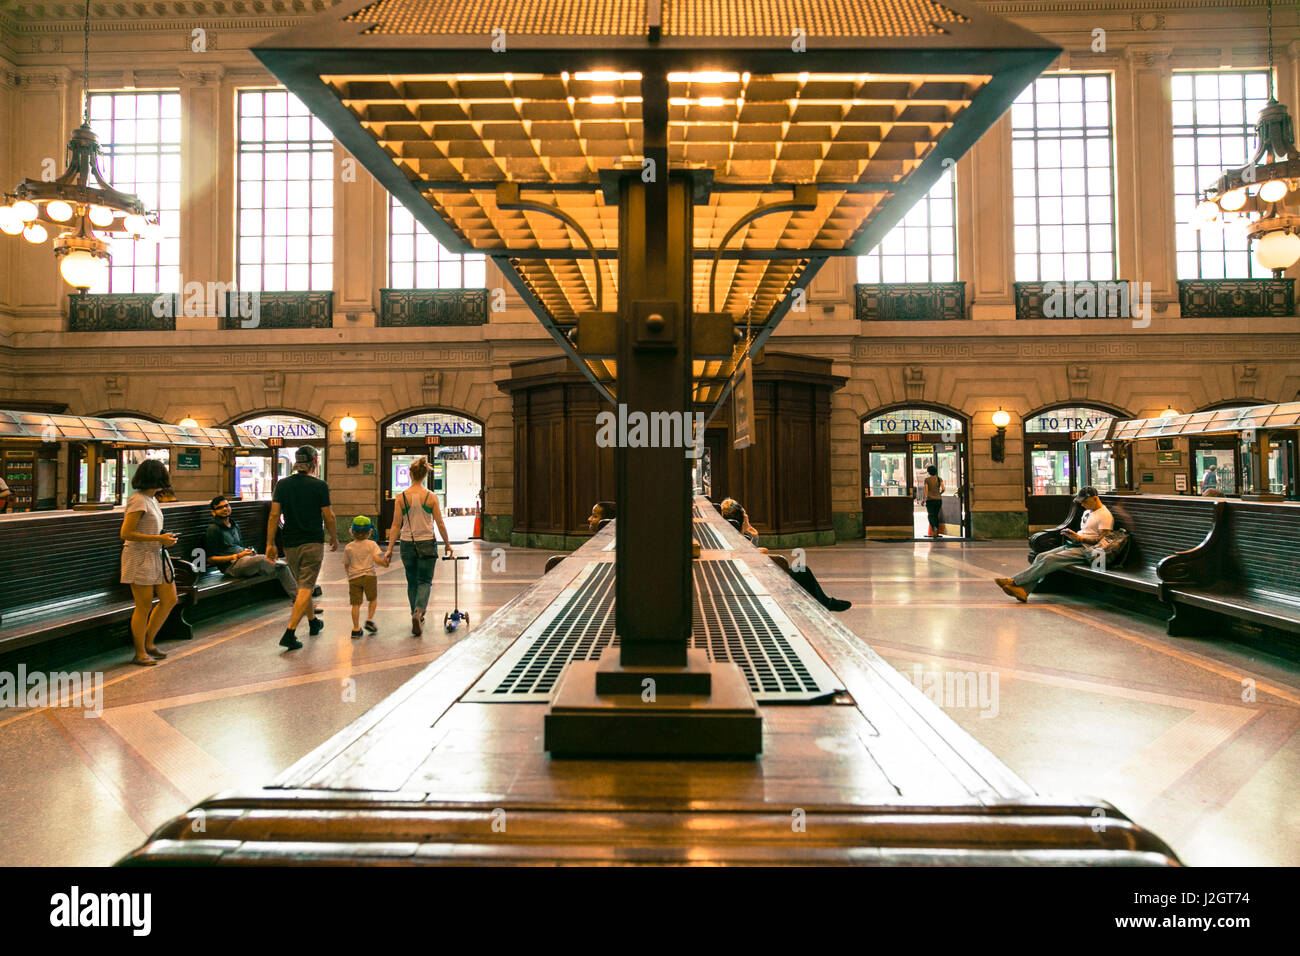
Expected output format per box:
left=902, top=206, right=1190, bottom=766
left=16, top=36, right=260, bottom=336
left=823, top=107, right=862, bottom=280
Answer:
left=204, top=495, right=301, bottom=600
left=720, top=498, right=850, bottom=612
left=996, top=486, right=1113, bottom=603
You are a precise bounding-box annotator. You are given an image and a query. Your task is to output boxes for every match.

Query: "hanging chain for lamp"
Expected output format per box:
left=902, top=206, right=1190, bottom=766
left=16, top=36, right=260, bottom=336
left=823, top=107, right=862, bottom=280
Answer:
left=0, top=0, right=159, bottom=289
left=1191, top=0, right=1300, bottom=276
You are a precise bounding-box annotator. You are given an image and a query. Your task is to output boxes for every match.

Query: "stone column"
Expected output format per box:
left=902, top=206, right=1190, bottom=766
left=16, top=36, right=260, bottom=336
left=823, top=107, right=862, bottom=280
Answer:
left=1120, top=45, right=1179, bottom=313
left=178, top=66, right=226, bottom=331
left=12, top=68, right=73, bottom=332
left=0, top=62, right=16, bottom=324
left=333, top=142, right=380, bottom=326
left=963, top=113, right=1015, bottom=320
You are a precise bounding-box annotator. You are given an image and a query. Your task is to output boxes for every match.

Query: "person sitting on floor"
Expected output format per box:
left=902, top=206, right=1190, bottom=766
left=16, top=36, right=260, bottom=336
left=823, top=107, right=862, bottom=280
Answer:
left=995, top=486, right=1113, bottom=603
left=719, top=498, right=851, bottom=613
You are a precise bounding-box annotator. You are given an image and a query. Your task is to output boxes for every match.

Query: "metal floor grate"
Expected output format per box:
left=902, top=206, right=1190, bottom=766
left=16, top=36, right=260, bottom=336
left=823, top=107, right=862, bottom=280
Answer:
left=693, top=519, right=726, bottom=550
left=467, top=560, right=842, bottom=703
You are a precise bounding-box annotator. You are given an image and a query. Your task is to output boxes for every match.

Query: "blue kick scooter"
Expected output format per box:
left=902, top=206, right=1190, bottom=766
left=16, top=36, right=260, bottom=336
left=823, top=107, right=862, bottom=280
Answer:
left=442, top=553, right=470, bottom=632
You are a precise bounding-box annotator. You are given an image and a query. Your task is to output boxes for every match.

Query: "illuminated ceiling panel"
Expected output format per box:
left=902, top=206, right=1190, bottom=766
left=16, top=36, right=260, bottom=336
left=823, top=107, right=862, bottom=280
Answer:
left=255, top=0, right=1058, bottom=408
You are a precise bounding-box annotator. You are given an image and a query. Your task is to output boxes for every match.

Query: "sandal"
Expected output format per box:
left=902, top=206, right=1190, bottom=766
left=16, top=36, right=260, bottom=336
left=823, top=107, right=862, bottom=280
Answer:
left=130, top=657, right=157, bottom=667
left=146, top=647, right=167, bottom=659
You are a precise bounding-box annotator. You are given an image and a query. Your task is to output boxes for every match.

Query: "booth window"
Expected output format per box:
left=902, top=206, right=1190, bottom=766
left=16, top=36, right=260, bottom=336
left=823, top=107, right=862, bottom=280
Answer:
left=1172, top=70, right=1272, bottom=279
left=388, top=196, right=486, bottom=289
left=856, top=167, right=956, bottom=283
left=1011, top=73, right=1116, bottom=281
left=237, top=89, right=334, bottom=292
left=86, top=91, right=182, bottom=294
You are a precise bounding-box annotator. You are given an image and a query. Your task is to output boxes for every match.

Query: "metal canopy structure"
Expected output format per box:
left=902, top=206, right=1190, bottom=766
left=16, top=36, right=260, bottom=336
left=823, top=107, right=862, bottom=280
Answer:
left=253, top=0, right=1058, bottom=410
left=1078, top=403, right=1300, bottom=444
left=255, top=0, right=1057, bottom=757
left=0, top=410, right=267, bottom=449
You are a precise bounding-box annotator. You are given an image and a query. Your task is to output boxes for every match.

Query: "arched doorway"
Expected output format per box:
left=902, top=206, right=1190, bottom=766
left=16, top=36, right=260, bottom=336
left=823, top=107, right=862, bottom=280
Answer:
left=1023, top=403, right=1126, bottom=526
left=227, top=412, right=327, bottom=499
left=861, top=404, right=969, bottom=539
left=380, top=409, right=484, bottom=541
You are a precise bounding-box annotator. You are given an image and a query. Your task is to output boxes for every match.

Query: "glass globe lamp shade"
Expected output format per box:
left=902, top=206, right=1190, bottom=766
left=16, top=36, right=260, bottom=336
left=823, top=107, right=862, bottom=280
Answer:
left=87, top=204, right=115, bottom=227
left=991, top=408, right=1011, bottom=429
left=339, top=416, right=358, bottom=435
left=178, top=417, right=199, bottom=429
left=1259, top=179, right=1290, bottom=203
left=45, top=200, right=74, bottom=222
left=1195, top=199, right=1220, bottom=224
left=12, top=199, right=38, bottom=222
left=123, top=214, right=147, bottom=234
left=0, top=206, right=23, bottom=235
left=23, top=223, right=48, bottom=244
left=1253, top=229, right=1300, bottom=271
left=58, top=249, right=108, bottom=289
left=1219, top=188, right=1248, bottom=211
left=1158, top=406, right=1180, bottom=419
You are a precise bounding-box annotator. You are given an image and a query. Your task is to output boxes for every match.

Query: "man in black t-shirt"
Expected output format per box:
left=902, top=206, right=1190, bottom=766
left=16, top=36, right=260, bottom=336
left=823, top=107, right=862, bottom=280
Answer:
left=266, top=446, right=338, bottom=650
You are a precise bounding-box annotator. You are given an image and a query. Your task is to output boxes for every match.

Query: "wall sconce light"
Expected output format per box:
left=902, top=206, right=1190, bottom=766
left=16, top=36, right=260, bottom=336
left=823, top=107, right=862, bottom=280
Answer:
left=990, top=407, right=1011, bottom=463
left=1158, top=406, right=1180, bottom=419
left=340, top=414, right=359, bottom=467
left=178, top=416, right=198, bottom=428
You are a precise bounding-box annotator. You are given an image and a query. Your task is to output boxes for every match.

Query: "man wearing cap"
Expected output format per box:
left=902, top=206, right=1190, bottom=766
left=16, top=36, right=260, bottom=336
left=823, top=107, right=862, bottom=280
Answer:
left=996, top=487, right=1113, bottom=602
left=266, top=445, right=338, bottom=650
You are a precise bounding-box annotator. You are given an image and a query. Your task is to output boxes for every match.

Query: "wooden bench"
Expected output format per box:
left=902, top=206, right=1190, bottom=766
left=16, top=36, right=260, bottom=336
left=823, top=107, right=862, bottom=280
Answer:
left=1163, top=501, right=1300, bottom=641
left=0, top=500, right=286, bottom=669
left=1027, top=495, right=1300, bottom=648
left=1027, top=495, right=1222, bottom=601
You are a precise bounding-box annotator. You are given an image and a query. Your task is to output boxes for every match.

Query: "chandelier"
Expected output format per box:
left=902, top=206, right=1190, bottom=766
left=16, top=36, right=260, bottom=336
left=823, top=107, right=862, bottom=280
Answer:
left=0, top=0, right=158, bottom=290
left=1195, top=0, right=1300, bottom=276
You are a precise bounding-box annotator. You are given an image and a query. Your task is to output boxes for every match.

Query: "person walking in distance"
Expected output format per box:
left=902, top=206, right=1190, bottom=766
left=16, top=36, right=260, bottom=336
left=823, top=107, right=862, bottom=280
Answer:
left=266, top=446, right=338, bottom=650
left=383, top=456, right=452, bottom=635
left=923, top=464, right=945, bottom=538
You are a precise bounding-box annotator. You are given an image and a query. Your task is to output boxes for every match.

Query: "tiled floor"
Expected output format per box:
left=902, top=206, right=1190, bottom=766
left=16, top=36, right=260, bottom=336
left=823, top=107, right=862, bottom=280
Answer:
left=1, top=539, right=1296, bottom=866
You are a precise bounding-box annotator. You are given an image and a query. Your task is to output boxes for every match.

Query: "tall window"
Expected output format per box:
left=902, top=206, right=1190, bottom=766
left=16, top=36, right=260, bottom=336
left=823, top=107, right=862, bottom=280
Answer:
left=237, top=89, right=334, bottom=291
left=1011, top=74, right=1116, bottom=281
left=1173, top=70, right=1272, bottom=278
left=86, top=91, right=182, bottom=293
left=857, top=168, right=956, bottom=283
left=388, top=197, right=486, bottom=288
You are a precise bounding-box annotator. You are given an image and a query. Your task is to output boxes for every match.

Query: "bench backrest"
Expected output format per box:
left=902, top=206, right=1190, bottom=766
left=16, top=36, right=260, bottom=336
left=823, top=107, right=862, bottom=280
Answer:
left=1215, top=502, right=1300, bottom=602
left=1, top=501, right=269, bottom=618
left=1098, top=495, right=1220, bottom=575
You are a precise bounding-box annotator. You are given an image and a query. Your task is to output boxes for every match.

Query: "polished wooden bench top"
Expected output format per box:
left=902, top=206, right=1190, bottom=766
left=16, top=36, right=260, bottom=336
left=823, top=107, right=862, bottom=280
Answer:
left=123, top=498, right=1179, bottom=865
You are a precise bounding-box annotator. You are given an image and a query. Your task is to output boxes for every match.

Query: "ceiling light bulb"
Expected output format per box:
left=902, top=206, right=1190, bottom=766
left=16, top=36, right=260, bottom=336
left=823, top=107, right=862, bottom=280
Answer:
left=58, top=249, right=107, bottom=289
left=88, top=204, right=115, bottom=227
left=1219, top=187, right=1247, bottom=211
left=123, top=213, right=147, bottom=234
left=1253, top=229, right=1300, bottom=271
left=23, top=222, right=48, bottom=244
left=0, top=207, right=23, bottom=235
left=1259, top=179, right=1289, bottom=203
left=12, top=200, right=38, bottom=222
left=1195, top=199, right=1220, bottom=223
left=45, top=200, right=74, bottom=222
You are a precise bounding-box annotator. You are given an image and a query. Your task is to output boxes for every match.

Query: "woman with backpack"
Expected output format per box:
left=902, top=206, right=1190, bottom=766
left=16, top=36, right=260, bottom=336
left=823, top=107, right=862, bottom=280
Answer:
left=923, top=464, right=945, bottom=538
left=383, top=457, right=453, bottom=635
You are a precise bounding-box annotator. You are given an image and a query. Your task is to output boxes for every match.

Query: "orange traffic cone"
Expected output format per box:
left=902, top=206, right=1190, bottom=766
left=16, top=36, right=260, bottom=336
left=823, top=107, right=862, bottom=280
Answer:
left=472, top=510, right=482, bottom=539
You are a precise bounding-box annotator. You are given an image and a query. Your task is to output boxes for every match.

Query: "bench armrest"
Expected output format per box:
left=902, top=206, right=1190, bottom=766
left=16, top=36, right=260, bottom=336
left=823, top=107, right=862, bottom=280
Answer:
left=1156, top=500, right=1225, bottom=597
left=1028, top=501, right=1082, bottom=557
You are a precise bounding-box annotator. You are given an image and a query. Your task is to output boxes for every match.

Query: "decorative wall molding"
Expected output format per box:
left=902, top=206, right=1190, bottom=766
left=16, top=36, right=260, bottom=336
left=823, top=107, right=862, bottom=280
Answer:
left=1237, top=363, right=1258, bottom=392
left=263, top=370, right=283, bottom=407
left=422, top=371, right=443, bottom=405
left=855, top=282, right=967, bottom=321
left=902, top=366, right=926, bottom=401
left=178, top=65, right=227, bottom=85
left=1067, top=364, right=1091, bottom=399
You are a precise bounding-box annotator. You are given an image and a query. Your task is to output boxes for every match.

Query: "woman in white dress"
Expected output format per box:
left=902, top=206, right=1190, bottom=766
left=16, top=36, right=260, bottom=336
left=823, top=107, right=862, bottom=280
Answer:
left=119, top=458, right=179, bottom=666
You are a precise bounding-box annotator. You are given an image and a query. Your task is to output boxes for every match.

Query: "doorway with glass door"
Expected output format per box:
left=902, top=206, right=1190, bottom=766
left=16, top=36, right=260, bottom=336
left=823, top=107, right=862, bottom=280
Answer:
left=862, top=407, right=969, bottom=539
